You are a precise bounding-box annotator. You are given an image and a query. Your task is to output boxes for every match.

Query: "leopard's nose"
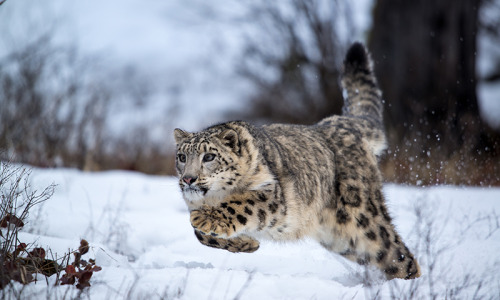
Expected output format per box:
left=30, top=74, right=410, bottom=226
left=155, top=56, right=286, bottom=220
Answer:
left=183, top=176, right=198, bottom=185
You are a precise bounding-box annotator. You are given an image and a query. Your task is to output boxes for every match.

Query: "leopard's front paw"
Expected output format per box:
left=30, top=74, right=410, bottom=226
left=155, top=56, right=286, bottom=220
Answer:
left=194, top=231, right=260, bottom=253
left=190, top=207, right=235, bottom=238
left=226, top=236, right=260, bottom=253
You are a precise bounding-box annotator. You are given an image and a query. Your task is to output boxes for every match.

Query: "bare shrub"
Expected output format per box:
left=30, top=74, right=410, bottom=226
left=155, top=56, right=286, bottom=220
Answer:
left=83, top=196, right=131, bottom=259
left=0, top=33, right=177, bottom=175
left=0, top=33, right=109, bottom=169
left=0, top=161, right=56, bottom=290
left=376, top=196, right=499, bottom=299
left=0, top=161, right=102, bottom=298
left=0, top=28, right=180, bottom=175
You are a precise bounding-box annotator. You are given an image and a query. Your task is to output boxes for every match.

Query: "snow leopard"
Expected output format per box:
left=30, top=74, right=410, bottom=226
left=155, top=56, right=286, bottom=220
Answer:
left=173, top=42, right=421, bottom=280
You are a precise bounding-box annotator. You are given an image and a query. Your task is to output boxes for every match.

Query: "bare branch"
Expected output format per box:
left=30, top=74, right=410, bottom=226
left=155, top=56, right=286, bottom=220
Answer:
left=234, top=0, right=351, bottom=124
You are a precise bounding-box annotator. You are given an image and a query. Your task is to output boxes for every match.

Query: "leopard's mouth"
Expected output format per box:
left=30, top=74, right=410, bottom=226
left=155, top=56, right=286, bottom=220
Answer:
left=182, top=185, right=208, bottom=196
left=181, top=186, right=209, bottom=204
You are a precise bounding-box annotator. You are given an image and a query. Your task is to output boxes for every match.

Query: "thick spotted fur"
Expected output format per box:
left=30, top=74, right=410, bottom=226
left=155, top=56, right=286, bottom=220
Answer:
left=174, top=42, right=420, bottom=280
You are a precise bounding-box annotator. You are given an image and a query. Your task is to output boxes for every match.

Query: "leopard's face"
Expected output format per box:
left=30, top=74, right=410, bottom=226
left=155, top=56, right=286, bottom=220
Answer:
left=174, top=128, right=243, bottom=204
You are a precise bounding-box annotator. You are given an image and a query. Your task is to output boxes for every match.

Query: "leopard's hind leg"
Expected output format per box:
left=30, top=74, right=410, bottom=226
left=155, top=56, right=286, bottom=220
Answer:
left=317, top=182, right=420, bottom=280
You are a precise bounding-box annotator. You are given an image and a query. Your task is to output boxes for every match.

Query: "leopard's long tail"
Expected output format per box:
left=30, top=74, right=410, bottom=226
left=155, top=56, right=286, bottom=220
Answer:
left=341, top=42, right=383, bottom=125
left=339, top=42, right=386, bottom=156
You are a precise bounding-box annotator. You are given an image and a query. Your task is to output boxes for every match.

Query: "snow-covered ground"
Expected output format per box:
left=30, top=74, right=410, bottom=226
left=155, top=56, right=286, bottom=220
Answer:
left=2, top=165, right=499, bottom=299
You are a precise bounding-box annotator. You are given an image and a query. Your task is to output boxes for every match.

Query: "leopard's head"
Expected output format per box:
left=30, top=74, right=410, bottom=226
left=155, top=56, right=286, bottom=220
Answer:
left=174, top=126, right=246, bottom=204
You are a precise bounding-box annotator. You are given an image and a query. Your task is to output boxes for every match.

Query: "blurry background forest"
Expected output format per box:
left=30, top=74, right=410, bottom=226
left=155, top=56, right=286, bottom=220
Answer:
left=0, top=0, right=499, bottom=185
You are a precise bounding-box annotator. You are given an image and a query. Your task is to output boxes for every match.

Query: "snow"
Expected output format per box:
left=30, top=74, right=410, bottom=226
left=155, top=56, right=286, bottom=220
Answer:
left=2, top=165, right=499, bottom=299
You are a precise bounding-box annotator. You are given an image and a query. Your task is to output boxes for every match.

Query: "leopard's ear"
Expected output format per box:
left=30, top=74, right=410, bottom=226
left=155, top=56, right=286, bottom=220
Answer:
left=218, top=129, right=239, bottom=153
left=174, top=128, right=191, bottom=145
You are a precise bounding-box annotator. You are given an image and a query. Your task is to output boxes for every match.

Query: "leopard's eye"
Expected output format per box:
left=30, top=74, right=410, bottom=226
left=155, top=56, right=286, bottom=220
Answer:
left=177, top=153, right=186, bottom=163
left=202, top=153, right=216, bottom=162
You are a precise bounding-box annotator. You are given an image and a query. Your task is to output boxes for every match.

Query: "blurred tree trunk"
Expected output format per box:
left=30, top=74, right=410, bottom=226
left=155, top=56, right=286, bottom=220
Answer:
left=369, top=0, right=500, bottom=185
